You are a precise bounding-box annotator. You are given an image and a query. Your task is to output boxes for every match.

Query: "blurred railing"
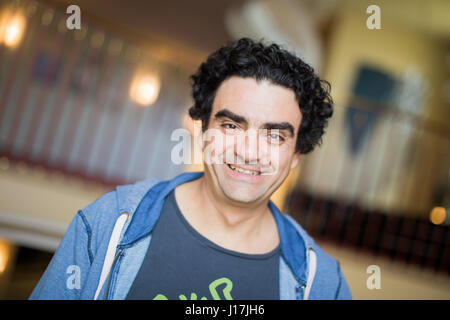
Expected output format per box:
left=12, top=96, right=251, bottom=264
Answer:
left=286, top=190, right=449, bottom=275
left=0, top=0, right=194, bottom=187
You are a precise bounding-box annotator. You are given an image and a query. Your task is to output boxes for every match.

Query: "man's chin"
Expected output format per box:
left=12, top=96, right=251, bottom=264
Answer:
left=208, top=165, right=273, bottom=204
left=221, top=187, right=266, bottom=205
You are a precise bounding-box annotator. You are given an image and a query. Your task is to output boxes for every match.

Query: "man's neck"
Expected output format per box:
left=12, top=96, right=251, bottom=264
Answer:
left=174, top=176, right=280, bottom=254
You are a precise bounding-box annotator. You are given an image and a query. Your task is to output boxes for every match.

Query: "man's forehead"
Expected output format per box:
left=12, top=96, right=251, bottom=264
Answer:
left=212, top=77, right=302, bottom=127
left=213, top=105, right=290, bottom=125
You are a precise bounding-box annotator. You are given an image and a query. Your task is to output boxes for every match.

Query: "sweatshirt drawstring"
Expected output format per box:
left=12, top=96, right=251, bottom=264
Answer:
left=303, top=248, right=317, bottom=300
left=94, top=211, right=129, bottom=300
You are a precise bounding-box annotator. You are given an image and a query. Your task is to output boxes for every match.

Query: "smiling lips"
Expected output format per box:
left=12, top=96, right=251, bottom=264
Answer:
left=227, top=163, right=261, bottom=176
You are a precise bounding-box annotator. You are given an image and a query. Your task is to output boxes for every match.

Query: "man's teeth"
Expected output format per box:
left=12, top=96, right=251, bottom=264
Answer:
left=228, top=164, right=260, bottom=176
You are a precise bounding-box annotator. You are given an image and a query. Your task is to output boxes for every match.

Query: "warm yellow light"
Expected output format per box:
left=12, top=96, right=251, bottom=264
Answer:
left=0, top=255, right=5, bottom=273
left=5, top=23, right=19, bottom=43
left=129, top=73, right=161, bottom=107
left=430, top=206, right=446, bottom=225
left=0, top=10, right=26, bottom=48
left=0, top=240, right=10, bottom=273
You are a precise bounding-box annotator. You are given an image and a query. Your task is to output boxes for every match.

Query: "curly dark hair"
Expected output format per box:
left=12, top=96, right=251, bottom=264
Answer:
left=188, top=37, right=333, bottom=154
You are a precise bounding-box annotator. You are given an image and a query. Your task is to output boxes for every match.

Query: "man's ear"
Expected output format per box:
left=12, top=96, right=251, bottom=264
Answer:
left=290, top=152, right=301, bottom=170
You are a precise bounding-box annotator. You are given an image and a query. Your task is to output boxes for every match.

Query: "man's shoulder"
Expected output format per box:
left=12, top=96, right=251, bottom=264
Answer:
left=282, top=212, right=340, bottom=267
left=80, top=178, right=161, bottom=225
left=282, top=212, right=347, bottom=296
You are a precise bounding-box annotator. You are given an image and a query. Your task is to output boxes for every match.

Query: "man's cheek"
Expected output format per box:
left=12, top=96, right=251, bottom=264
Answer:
left=204, top=143, right=226, bottom=165
left=202, top=129, right=225, bottom=165
left=263, top=145, right=281, bottom=176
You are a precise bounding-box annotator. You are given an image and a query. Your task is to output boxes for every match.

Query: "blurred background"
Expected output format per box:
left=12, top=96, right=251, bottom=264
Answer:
left=0, top=0, right=449, bottom=299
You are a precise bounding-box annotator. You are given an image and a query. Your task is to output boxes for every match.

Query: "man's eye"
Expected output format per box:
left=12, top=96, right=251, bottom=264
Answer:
left=222, top=123, right=237, bottom=130
left=269, top=133, right=284, bottom=142
left=270, top=133, right=279, bottom=140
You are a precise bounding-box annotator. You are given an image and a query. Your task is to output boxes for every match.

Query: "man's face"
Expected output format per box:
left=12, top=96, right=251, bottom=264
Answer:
left=201, top=76, right=302, bottom=205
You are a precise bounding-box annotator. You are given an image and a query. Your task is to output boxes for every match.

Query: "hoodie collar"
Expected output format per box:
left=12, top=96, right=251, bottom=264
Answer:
left=119, top=171, right=308, bottom=284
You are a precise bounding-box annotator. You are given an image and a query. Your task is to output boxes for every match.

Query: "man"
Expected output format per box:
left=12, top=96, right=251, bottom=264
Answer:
left=30, top=38, right=351, bottom=300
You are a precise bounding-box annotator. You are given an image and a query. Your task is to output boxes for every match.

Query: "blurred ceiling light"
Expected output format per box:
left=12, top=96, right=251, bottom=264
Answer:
left=0, top=240, right=10, bottom=273
left=0, top=9, right=26, bottom=48
left=129, top=73, right=161, bottom=107
left=430, top=206, right=446, bottom=225
left=0, top=254, right=5, bottom=273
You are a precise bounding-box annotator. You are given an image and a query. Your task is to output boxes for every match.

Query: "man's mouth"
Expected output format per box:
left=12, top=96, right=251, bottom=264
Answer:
left=226, top=163, right=261, bottom=176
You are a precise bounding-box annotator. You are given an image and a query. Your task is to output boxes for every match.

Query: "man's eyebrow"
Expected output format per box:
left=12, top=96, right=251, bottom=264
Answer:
left=261, top=122, right=295, bottom=137
left=214, top=109, right=248, bottom=125
left=214, top=109, right=295, bottom=137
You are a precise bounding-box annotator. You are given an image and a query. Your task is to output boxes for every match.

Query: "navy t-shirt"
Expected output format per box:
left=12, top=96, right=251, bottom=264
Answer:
left=126, top=190, right=280, bottom=300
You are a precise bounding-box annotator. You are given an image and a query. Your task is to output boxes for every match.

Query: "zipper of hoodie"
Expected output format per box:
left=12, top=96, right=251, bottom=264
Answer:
left=289, top=247, right=316, bottom=300
left=103, top=248, right=123, bottom=300
left=281, top=251, right=306, bottom=300
left=278, top=213, right=317, bottom=299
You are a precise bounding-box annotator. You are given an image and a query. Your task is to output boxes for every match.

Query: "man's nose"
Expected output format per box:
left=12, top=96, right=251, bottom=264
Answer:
left=237, top=130, right=259, bottom=164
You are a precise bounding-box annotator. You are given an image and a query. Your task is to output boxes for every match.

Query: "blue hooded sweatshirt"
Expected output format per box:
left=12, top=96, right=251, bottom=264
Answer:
left=29, top=172, right=352, bottom=300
